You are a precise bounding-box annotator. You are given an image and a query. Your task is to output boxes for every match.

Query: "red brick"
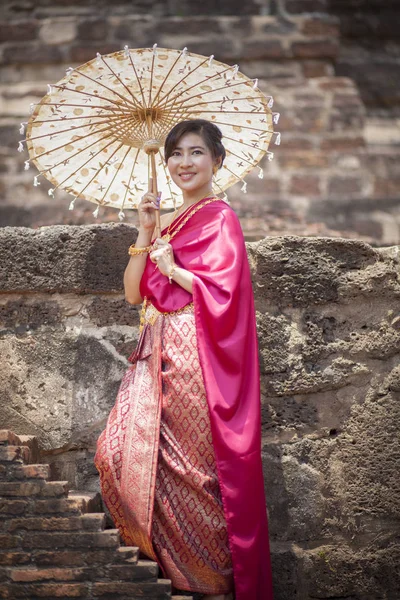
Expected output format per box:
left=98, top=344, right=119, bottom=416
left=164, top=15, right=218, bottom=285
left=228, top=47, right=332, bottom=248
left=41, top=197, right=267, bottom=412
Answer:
left=242, top=38, right=288, bottom=59
left=12, top=464, right=50, bottom=480
left=290, top=175, right=321, bottom=196
left=0, top=552, right=31, bottom=566
left=10, top=567, right=85, bottom=582
left=0, top=499, right=29, bottom=516
left=21, top=530, right=120, bottom=550
left=291, top=39, right=339, bottom=59
left=301, top=16, right=339, bottom=37
left=1, top=44, right=63, bottom=65
left=374, top=177, right=400, bottom=198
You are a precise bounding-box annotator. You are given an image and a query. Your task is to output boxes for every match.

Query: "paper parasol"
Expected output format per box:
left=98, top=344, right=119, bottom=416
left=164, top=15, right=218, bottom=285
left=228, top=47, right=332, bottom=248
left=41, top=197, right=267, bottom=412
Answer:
left=19, top=44, right=280, bottom=226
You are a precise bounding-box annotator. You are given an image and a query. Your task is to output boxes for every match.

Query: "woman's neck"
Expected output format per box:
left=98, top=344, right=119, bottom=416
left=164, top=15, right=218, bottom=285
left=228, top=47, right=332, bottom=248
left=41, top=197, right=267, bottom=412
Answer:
left=181, top=185, right=214, bottom=208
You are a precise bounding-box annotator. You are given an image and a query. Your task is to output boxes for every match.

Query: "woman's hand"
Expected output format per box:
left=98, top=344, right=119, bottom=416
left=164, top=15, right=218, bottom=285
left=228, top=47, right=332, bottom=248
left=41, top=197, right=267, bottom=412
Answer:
left=138, top=179, right=160, bottom=231
left=150, top=238, right=175, bottom=277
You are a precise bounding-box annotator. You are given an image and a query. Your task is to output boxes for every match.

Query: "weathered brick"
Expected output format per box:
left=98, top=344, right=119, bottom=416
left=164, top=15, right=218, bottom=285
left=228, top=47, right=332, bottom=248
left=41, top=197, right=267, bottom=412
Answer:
left=301, top=16, right=339, bottom=37
left=279, top=152, right=330, bottom=169
left=1, top=43, right=63, bottom=65
left=328, top=176, right=364, bottom=196
left=33, top=547, right=138, bottom=567
left=68, top=44, right=119, bottom=64
left=29, top=498, right=84, bottom=515
left=242, top=38, right=288, bottom=60
left=21, top=530, right=120, bottom=550
left=0, top=482, right=43, bottom=497
left=14, top=464, right=50, bottom=480
left=7, top=517, right=84, bottom=532
left=302, top=60, right=333, bottom=78
left=0, top=20, right=38, bottom=43
left=291, top=39, right=339, bottom=59
left=9, top=567, right=85, bottom=582
left=0, top=446, right=29, bottom=463
left=39, top=481, right=69, bottom=498
left=104, top=560, right=158, bottom=581
left=91, top=580, right=171, bottom=596
left=76, top=18, right=109, bottom=41
left=0, top=552, right=31, bottom=566
left=0, top=499, right=29, bottom=516
left=279, top=136, right=314, bottom=151
left=0, top=583, right=89, bottom=597
left=80, top=513, right=106, bottom=531
left=320, top=136, right=365, bottom=151
left=0, top=534, right=21, bottom=549
left=0, top=431, right=22, bottom=445
left=290, top=175, right=322, bottom=196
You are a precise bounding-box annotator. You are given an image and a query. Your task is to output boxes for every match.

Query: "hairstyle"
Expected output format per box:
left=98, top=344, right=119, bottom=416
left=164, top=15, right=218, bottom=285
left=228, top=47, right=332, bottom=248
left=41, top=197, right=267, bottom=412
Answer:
left=164, top=119, right=226, bottom=169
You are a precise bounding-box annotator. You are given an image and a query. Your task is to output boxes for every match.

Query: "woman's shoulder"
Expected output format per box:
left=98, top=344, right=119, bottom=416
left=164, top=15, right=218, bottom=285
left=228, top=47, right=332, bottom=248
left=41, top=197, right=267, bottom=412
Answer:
left=200, top=198, right=241, bottom=227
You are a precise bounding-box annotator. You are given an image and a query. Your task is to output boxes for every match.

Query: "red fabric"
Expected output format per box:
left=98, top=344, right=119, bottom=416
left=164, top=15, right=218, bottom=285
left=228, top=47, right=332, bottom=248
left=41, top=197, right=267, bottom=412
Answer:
left=140, top=198, right=273, bottom=600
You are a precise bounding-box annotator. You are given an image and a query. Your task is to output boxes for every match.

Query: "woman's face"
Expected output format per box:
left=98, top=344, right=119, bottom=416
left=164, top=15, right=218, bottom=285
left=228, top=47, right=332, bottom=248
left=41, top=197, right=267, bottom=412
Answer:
left=167, top=132, right=216, bottom=194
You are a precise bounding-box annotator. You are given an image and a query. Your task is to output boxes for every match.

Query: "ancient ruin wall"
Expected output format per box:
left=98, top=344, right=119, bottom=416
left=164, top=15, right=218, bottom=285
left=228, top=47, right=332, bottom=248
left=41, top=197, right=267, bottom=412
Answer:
left=0, top=223, right=399, bottom=599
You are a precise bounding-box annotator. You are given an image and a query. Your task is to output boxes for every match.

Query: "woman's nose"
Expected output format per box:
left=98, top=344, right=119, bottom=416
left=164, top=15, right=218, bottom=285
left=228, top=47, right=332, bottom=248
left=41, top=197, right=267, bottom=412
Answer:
left=179, top=153, right=193, bottom=167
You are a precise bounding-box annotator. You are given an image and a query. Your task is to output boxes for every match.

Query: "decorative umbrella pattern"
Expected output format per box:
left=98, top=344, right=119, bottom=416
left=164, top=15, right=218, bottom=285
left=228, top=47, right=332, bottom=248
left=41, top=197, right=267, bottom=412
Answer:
left=19, top=45, right=280, bottom=219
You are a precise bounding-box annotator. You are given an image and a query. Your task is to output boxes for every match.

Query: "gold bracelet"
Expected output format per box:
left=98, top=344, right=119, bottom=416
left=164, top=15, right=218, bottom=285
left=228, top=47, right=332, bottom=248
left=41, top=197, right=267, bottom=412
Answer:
left=128, top=244, right=151, bottom=256
left=168, top=264, right=177, bottom=284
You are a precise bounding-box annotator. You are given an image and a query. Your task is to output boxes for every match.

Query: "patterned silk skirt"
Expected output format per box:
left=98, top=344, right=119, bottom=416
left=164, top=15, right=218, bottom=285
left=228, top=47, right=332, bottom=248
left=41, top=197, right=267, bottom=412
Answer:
left=94, top=303, right=234, bottom=595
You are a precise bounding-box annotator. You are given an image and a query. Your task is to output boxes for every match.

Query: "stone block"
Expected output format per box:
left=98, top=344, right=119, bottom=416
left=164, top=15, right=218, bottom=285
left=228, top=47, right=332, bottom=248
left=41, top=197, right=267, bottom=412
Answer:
left=278, top=151, right=329, bottom=169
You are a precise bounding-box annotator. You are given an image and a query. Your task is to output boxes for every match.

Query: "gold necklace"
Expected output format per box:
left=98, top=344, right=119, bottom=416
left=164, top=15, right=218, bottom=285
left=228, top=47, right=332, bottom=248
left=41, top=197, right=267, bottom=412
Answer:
left=161, top=194, right=219, bottom=243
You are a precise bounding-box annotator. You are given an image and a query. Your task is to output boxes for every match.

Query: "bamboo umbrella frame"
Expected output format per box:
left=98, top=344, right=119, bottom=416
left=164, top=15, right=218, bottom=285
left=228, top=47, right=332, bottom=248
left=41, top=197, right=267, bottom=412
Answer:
left=19, top=45, right=281, bottom=230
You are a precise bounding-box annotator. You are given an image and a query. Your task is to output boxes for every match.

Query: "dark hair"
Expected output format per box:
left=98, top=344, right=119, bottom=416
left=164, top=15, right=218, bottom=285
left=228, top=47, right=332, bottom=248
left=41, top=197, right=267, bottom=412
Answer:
left=164, top=119, right=226, bottom=169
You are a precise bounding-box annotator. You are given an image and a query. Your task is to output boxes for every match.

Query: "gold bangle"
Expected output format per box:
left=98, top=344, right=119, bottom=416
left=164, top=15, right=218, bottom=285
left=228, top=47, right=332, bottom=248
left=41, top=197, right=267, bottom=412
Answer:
left=128, top=244, right=151, bottom=256
left=168, top=264, right=177, bottom=284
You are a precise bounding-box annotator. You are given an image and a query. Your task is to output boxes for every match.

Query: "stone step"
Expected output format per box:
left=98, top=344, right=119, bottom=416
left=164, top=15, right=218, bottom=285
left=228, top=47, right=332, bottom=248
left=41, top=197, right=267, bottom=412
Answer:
left=0, top=431, right=172, bottom=599
left=67, top=490, right=103, bottom=513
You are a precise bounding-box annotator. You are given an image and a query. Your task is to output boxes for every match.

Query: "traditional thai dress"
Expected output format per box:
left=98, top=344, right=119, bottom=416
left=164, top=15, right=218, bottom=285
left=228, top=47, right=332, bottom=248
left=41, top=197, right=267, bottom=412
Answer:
left=94, top=197, right=273, bottom=600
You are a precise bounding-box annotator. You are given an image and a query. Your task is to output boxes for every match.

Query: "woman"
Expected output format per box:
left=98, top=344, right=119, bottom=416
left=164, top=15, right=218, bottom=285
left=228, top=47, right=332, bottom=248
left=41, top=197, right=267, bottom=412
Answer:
left=95, top=120, right=273, bottom=600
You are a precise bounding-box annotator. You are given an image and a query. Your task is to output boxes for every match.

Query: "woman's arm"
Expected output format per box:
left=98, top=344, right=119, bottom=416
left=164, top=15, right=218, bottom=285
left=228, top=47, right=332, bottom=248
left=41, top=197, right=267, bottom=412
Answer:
left=124, top=186, right=160, bottom=305
left=123, top=227, right=153, bottom=305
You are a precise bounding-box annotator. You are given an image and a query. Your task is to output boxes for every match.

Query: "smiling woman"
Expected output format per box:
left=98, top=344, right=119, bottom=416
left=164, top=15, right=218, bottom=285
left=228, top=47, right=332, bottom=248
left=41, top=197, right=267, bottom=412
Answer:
left=94, top=120, right=273, bottom=600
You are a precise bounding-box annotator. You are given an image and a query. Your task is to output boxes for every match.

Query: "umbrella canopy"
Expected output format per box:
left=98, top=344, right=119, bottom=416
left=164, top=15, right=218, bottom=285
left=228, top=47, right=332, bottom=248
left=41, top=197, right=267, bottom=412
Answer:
left=20, top=45, right=280, bottom=218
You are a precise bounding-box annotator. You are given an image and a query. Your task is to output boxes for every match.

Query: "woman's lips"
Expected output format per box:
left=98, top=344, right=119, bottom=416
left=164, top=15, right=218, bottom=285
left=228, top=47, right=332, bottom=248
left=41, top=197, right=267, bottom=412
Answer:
left=179, top=173, right=196, bottom=181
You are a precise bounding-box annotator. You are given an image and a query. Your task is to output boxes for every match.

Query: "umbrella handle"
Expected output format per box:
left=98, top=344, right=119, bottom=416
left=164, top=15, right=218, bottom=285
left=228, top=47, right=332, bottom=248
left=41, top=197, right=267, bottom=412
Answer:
left=149, top=151, right=161, bottom=239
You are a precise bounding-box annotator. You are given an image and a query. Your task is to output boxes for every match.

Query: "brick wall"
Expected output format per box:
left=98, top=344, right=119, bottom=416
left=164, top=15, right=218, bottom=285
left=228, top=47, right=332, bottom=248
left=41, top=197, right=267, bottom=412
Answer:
left=1, top=2, right=399, bottom=244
